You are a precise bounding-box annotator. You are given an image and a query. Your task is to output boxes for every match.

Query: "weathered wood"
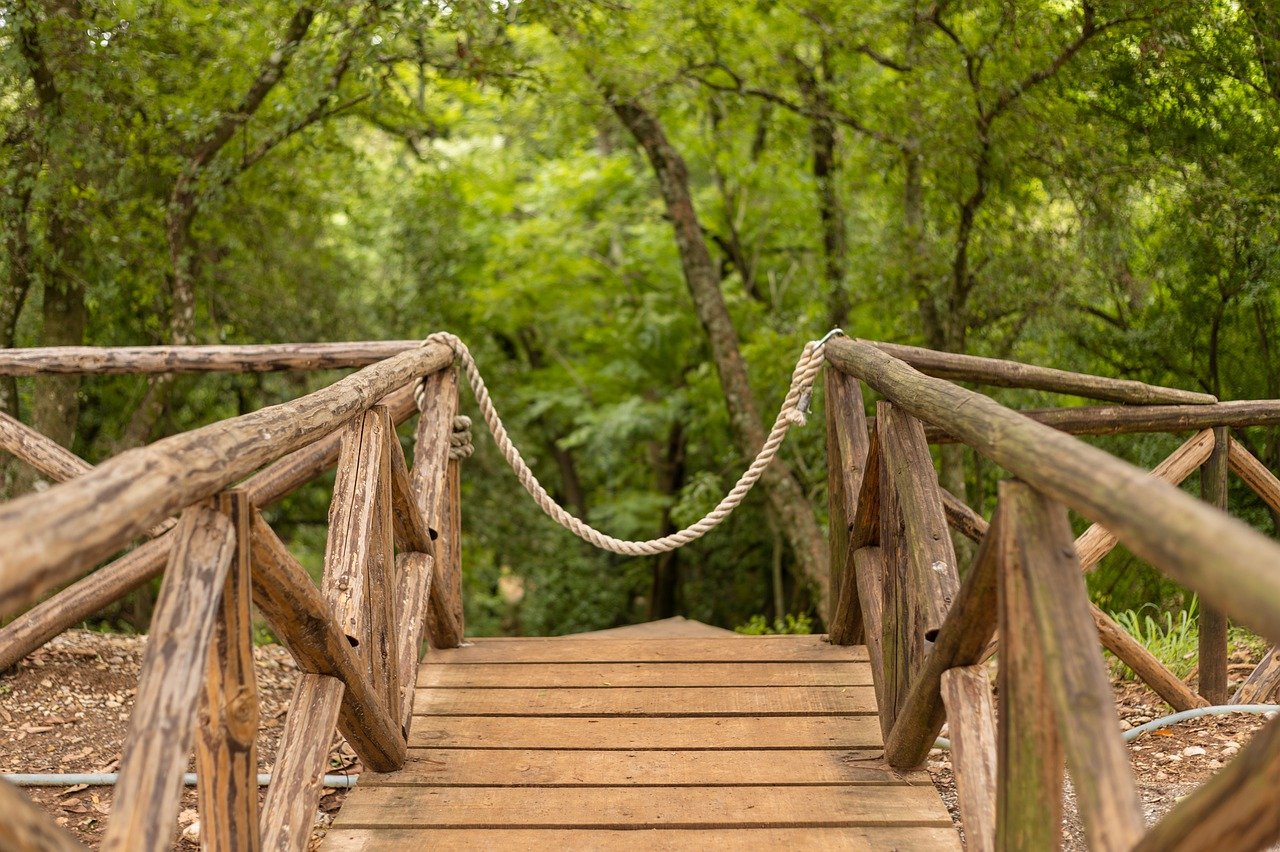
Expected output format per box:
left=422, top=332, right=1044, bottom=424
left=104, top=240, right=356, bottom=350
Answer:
left=941, top=487, right=987, bottom=547
left=0, top=343, right=452, bottom=619
left=411, top=369, right=465, bottom=648
left=197, top=491, right=260, bottom=852
left=1199, top=426, right=1230, bottom=705
left=877, top=405, right=910, bottom=738
left=0, top=340, right=423, bottom=375
left=940, top=666, right=996, bottom=852
left=1134, top=715, right=1280, bottom=852
left=261, top=674, right=344, bottom=852
left=1228, top=438, right=1280, bottom=517
left=883, top=504, right=1002, bottom=768
left=1009, top=486, right=1143, bottom=851
left=102, top=504, right=237, bottom=852
left=367, top=410, right=401, bottom=725
left=322, top=827, right=962, bottom=850
left=0, top=386, right=418, bottom=674
left=831, top=427, right=881, bottom=646
left=825, top=369, right=870, bottom=632
left=920, top=399, right=1280, bottom=443
left=387, top=427, right=434, bottom=553
left=995, top=482, right=1063, bottom=852
left=437, top=454, right=465, bottom=644
left=409, top=715, right=884, bottom=750
left=1074, top=428, right=1215, bottom=570
left=394, top=552, right=434, bottom=736
left=852, top=547, right=889, bottom=715
left=413, top=685, right=878, bottom=717
left=0, top=410, right=93, bottom=483
left=418, top=661, right=874, bottom=688
left=1089, top=602, right=1206, bottom=711
left=826, top=336, right=1280, bottom=646
left=870, top=341, right=1216, bottom=405
left=248, top=512, right=406, bottom=771
left=425, top=635, right=869, bottom=664
left=1232, top=646, right=1280, bottom=705
left=0, top=778, right=85, bottom=851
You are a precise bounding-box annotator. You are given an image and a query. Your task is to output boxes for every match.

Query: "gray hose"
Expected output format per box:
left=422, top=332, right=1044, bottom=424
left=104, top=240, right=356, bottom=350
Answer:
left=2, top=772, right=358, bottom=788
left=933, top=703, right=1280, bottom=751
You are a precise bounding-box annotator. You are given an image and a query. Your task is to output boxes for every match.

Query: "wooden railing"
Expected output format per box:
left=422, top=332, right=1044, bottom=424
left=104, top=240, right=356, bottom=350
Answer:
left=0, top=343, right=461, bottom=851
left=824, top=336, right=1280, bottom=852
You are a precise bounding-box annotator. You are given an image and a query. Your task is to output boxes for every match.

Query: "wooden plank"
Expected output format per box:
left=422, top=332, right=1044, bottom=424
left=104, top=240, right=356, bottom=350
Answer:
left=0, top=778, right=84, bottom=851
left=412, top=685, right=877, bottom=717
left=102, top=504, right=237, bottom=852
left=869, top=341, right=1216, bottom=405
left=853, top=548, right=889, bottom=717
left=921, top=400, right=1280, bottom=443
left=1228, top=438, right=1280, bottom=516
left=366, top=410, right=400, bottom=725
left=825, top=369, right=870, bottom=632
left=1090, top=602, right=1206, bottom=711
left=248, top=512, right=406, bottom=771
left=1199, top=426, right=1230, bottom=705
left=417, top=661, right=873, bottom=688
left=408, top=715, right=884, bottom=750
left=427, top=636, right=868, bottom=664
left=826, top=336, right=1280, bottom=648
left=1134, top=715, right=1280, bottom=852
left=394, top=552, right=434, bottom=735
left=412, top=369, right=464, bottom=648
left=832, top=427, right=881, bottom=646
left=332, top=784, right=955, bottom=829
left=1075, top=428, right=1215, bottom=570
left=322, top=826, right=963, bottom=851
left=996, top=482, right=1063, bottom=852
left=0, top=340, right=422, bottom=374
left=877, top=404, right=911, bottom=738
left=261, top=675, right=345, bottom=852
left=196, top=491, right=260, bottom=852
left=1010, top=486, right=1143, bottom=851
left=1232, top=646, right=1280, bottom=704
left=884, top=503, right=1002, bottom=768
left=365, top=748, right=929, bottom=787
left=0, top=343, right=451, bottom=619
left=940, top=666, right=996, bottom=852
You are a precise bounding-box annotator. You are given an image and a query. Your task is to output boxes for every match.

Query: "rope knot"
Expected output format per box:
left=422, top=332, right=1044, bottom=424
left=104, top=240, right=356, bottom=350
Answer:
left=449, top=415, right=473, bottom=461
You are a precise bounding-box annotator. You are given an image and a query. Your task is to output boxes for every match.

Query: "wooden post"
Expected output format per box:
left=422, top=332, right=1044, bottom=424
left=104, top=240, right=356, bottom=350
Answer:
left=824, top=369, right=870, bottom=633
left=877, top=404, right=910, bottom=738
left=996, top=482, right=1063, bottom=852
left=102, top=504, right=237, bottom=851
left=941, top=666, right=997, bottom=852
left=261, top=675, right=344, bottom=852
left=413, top=369, right=465, bottom=648
left=197, top=491, right=260, bottom=851
left=1199, top=426, right=1230, bottom=705
left=1232, top=646, right=1280, bottom=705
left=852, top=547, right=888, bottom=714
left=0, top=779, right=85, bottom=851
left=830, top=427, right=880, bottom=645
left=394, top=552, right=434, bottom=735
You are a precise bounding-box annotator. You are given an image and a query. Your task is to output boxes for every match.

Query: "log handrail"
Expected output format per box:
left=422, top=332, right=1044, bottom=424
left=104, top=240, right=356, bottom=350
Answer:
left=0, top=341, right=424, bottom=375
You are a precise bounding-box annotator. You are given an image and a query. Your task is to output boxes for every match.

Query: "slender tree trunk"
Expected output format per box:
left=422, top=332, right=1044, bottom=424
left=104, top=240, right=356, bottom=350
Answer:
left=649, top=421, right=686, bottom=620
left=32, top=211, right=86, bottom=453
left=0, top=177, right=36, bottom=419
left=607, top=92, right=831, bottom=611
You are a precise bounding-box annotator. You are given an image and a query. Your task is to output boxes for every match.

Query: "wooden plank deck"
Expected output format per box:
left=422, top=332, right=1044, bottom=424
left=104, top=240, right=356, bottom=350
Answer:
left=324, top=635, right=960, bottom=850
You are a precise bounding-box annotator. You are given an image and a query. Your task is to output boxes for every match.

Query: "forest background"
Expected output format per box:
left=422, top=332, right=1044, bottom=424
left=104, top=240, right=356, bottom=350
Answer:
left=2, top=0, right=1278, bottom=637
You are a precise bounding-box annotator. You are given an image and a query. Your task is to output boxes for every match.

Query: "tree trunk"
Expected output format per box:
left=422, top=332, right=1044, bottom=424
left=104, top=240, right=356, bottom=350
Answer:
left=607, top=92, right=830, bottom=612
left=648, top=422, right=686, bottom=620
left=33, top=216, right=86, bottom=454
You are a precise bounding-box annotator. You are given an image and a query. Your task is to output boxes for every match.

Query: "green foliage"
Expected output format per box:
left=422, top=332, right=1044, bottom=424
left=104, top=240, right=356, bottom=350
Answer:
left=734, top=613, right=813, bottom=636
left=1108, top=599, right=1200, bottom=681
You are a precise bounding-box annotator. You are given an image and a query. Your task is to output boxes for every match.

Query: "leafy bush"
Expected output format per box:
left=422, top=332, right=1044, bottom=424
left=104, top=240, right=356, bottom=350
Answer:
left=1108, top=599, right=1199, bottom=680
left=734, top=613, right=813, bottom=636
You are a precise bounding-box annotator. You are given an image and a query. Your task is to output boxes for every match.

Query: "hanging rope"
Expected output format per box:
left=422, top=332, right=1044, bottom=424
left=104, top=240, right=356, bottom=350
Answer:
left=415, top=329, right=841, bottom=556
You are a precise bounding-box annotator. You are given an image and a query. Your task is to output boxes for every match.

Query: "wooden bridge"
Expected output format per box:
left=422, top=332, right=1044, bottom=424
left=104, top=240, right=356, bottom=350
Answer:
left=1, top=337, right=1280, bottom=850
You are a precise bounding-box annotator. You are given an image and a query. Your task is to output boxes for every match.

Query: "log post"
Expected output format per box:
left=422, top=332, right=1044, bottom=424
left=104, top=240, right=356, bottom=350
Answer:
left=0, top=779, right=85, bottom=851
left=996, top=481, right=1063, bottom=852
left=824, top=368, right=870, bottom=633
left=830, top=427, right=880, bottom=645
left=876, top=404, right=910, bottom=737
left=102, top=504, right=237, bottom=851
left=197, top=491, right=260, bottom=851
left=1232, top=646, right=1280, bottom=705
left=1199, top=426, right=1230, bottom=705
left=940, top=666, right=996, bottom=852
left=413, top=369, right=464, bottom=648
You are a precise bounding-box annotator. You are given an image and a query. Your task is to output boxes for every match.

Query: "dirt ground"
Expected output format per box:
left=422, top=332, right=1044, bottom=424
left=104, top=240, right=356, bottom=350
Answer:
left=0, top=629, right=1273, bottom=849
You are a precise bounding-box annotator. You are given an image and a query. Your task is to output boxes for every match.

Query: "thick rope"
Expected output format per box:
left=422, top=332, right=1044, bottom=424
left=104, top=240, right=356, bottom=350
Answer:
left=415, top=330, right=834, bottom=556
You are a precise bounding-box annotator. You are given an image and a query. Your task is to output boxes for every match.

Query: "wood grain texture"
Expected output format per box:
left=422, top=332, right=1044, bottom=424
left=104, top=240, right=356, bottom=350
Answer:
left=411, top=369, right=464, bottom=648
left=877, top=404, right=911, bottom=738
left=196, top=491, right=260, bottom=852
left=825, top=369, right=870, bottom=633
left=1199, top=427, right=1230, bottom=705
left=996, top=483, right=1063, bottom=852
left=412, top=685, right=877, bottom=716
left=1232, top=646, right=1280, bottom=705
left=333, top=784, right=954, bottom=829
left=102, top=504, right=236, bottom=852
left=1074, top=428, right=1215, bottom=570
left=0, top=778, right=85, bottom=851
left=247, top=513, right=406, bottom=771
left=417, top=661, right=873, bottom=688
left=0, top=409, right=93, bottom=483
left=394, top=552, right=433, bottom=736
left=363, top=749, right=929, bottom=787
left=852, top=547, right=889, bottom=717
left=409, top=715, right=884, bottom=750
left=869, top=341, right=1216, bottom=405
left=1135, top=715, right=1280, bottom=852
left=260, top=675, right=344, bottom=852
left=832, top=427, right=881, bottom=646
left=0, top=343, right=450, bottom=619
left=1009, top=486, right=1143, bottom=851
left=826, top=337, right=1280, bottom=648
left=940, top=666, right=996, bottom=852
left=425, top=636, right=868, bottom=664
left=0, top=340, right=422, bottom=375
left=1228, top=439, right=1280, bottom=516
left=322, top=826, right=961, bottom=851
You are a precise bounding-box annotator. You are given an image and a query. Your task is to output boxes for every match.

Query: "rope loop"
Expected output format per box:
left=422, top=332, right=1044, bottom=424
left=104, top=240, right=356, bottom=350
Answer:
left=415, top=329, right=840, bottom=556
